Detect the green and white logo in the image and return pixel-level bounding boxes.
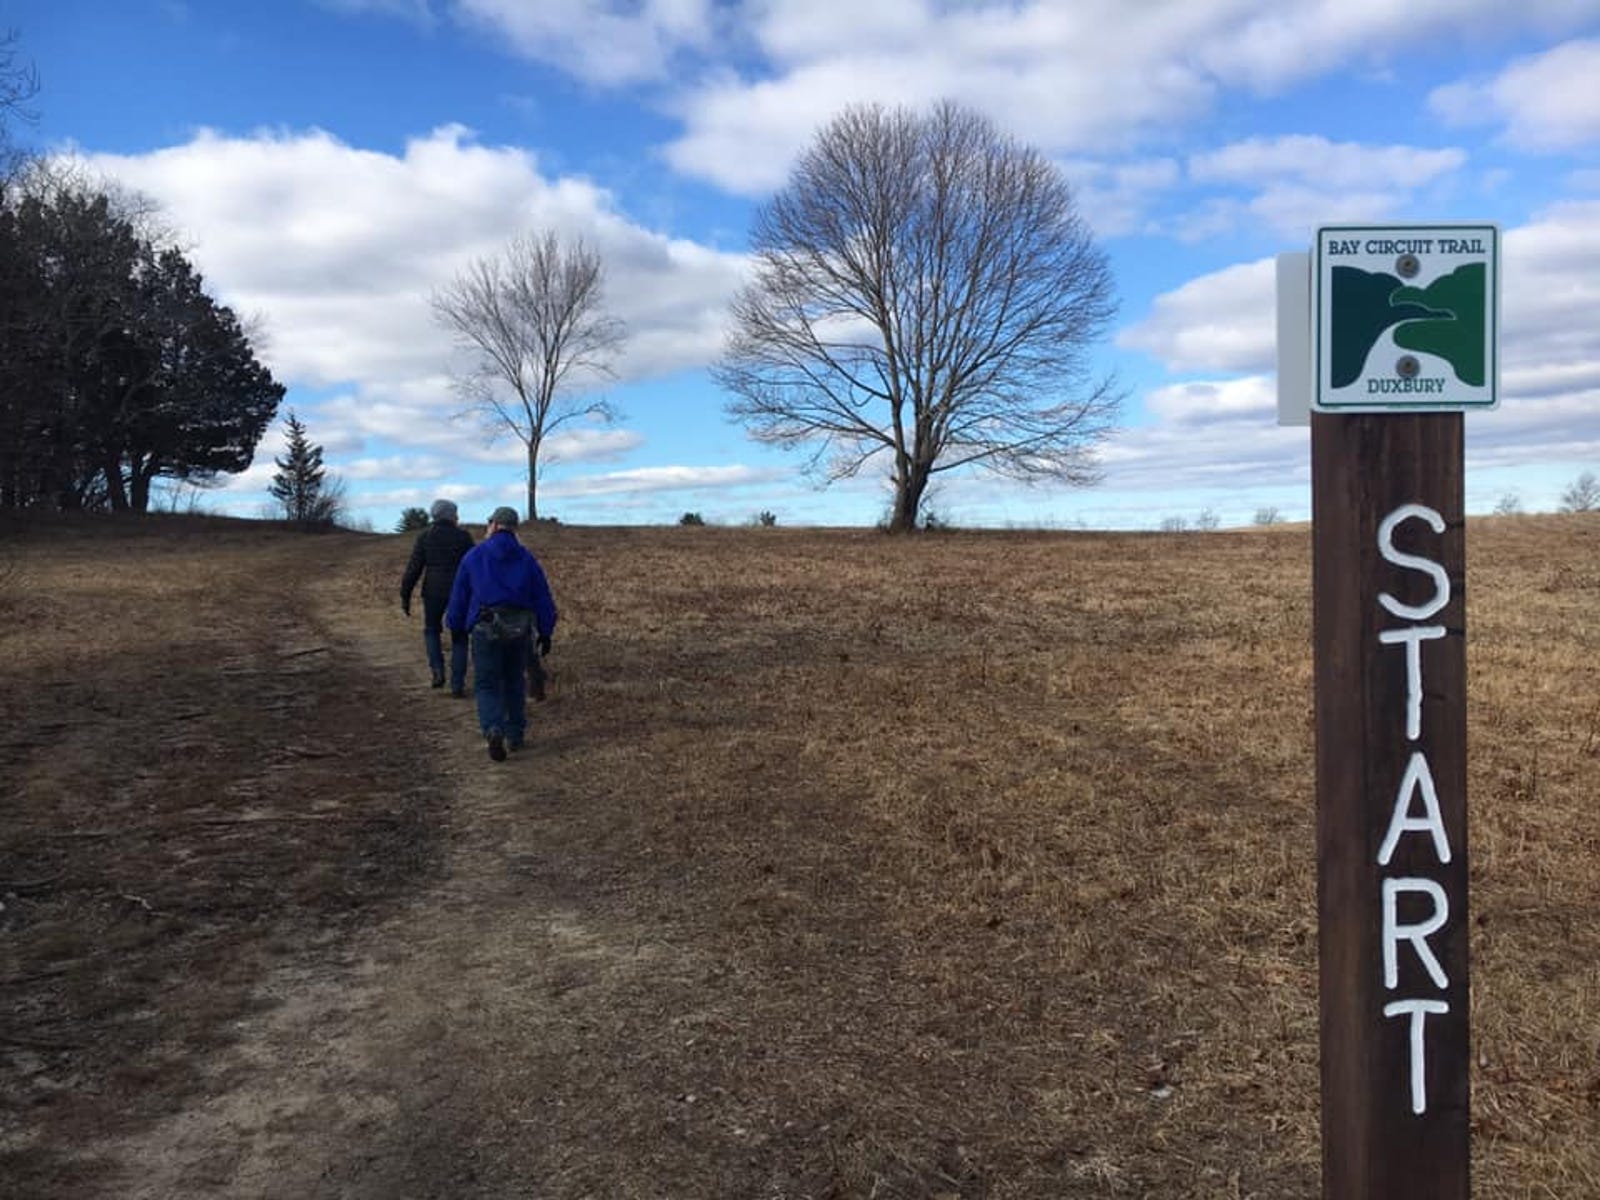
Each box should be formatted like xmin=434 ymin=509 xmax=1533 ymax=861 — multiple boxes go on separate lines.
xmin=1314 ymin=225 xmax=1499 ymax=413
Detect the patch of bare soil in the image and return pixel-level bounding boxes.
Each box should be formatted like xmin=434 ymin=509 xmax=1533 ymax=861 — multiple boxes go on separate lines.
xmin=3 ymin=514 xmax=1597 ymax=1199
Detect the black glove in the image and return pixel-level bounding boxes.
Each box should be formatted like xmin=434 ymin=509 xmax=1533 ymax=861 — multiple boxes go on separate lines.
xmin=536 ymin=634 xmax=551 ymax=657
xmin=401 ymin=595 xmax=411 ymax=617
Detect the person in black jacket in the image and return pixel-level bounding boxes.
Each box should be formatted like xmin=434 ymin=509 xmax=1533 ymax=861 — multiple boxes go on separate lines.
xmin=400 ymin=499 xmax=475 ymax=694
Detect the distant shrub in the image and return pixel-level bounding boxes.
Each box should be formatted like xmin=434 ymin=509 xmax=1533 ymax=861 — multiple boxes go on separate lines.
xmin=679 ymin=511 xmax=706 ymax=526
xmin=1160 ymin=515 xmax=1188 ymax=533
xmin=1195 ymin=508 xmax=1221 ymax=532
xmin=1253 ymin=506 xmax=1282 ymax=526
xmin=1492 ymin=493 xmax=1524 ymax=517
xmin=756 ymin=510 xmax=778 ymax=527
xmin=152 ymin=482 xmax=215 ymax=516
xmin=396 ymin=506 xmax=430 ymax=532
xmin=1558 ymin=470 xmax=1598 ymax=513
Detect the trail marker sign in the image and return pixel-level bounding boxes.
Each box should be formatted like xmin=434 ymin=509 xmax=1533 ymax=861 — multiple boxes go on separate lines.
xmin=1314 ymin=225 xmax=1498 ymax=413
xmin=1296 ymin=218 xmax=1501 ymax=1199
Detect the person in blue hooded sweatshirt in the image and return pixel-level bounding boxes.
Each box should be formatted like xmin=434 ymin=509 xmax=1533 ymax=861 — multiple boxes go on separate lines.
xmin=445 ymin=506 xmax=558 ymax=762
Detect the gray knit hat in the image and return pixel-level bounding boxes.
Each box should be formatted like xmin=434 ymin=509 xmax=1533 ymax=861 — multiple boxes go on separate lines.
xmin=429 ymin=498 xmax=458 ymax=523
xmin=487 ymin=506 xmax=520 ymax=528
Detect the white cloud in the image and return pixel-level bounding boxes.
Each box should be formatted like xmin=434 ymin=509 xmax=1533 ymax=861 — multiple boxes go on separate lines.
xmin=1061 ymin=157 xmax=1182 ymax=238
xmin=543 ymin=464 xmax=788 ymax=497
xmin=645 ymin=0 xmax=1594 ymax=196
xmin=78 ymin=124 xmax=748 ymax=398
xmin=1144 ymin=376 xmax=1277 ymax=425
xmin=1118 ymin=257 xmax=1277 ymax=373
xmin=307 ymin=1 xmax=1594 ymax=215
xmin=1191 ymin=0 xmax=1595 ymax=94
xmin=1243 ymin=184 xmax=1413 ymax=241
xmin=1096 ymin=411 xmax=1309 ymax=492
xmin=662 ymin=5 xmax=1226 ymax=196
xmin=309 ymin=380 xmax=645 ymax=471
xmin=662 ymin=64 xmax=874 ymax=196
xmin=306 ymin=1 xmax=1596 ymax=216
xmin=753 ymin=0 xmax=932 ymax=63
xmin=1501 ymin=198 xmax=1600 ymax=396
xmin=341 ymin=454 xmax=455 ymax=481
xmin=453 ymin=0 xmax=715 ymax=86
xmin=1178 ymin=136 xmax=1467 ymax=239
xmin=1189 ymin=136 xmax=1466 ymax=192
xmin=1465 ymin=390 xmax=1600 ymax=466
xmin=214 ymin=462 xmax=280 ymax=495
xmin=544 ymin=427 xmax=646 ymax=464
xmin=1430 ymin=38 xmax=1600 ymax=152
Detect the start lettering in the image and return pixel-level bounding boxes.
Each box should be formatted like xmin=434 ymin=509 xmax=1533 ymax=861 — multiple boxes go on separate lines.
xmin=1375 ymin=502 xmax=1454 ymax=1116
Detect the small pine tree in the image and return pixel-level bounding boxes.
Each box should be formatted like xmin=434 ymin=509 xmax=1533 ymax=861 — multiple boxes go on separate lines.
xmin=679 ymin=511 xmax=706 ymax=526
xmin=269 ymin=411 xmax=328 ymax=527
xmin=396 ymin=506 xmax=430 ymax=532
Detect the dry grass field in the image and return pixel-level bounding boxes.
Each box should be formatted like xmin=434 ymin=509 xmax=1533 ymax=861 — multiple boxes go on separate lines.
xmin=1 ymin=510 xmax=1596 ymax=1198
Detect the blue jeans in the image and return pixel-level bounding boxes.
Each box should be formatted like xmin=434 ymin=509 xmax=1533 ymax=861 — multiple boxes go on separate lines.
xmin=470 ymin=628 xmax=527 ymax=742
xmin=423 ymin=596 xmax=468 ymax=691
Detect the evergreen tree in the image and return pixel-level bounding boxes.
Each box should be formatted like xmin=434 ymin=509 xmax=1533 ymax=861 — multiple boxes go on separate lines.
xmin=269 ymin=411 xmax=327 ymax=526
xmin=0 ymin=172 xmax=282 ymax=510
xmin=396 ymin=506 xmax=429 ymax=532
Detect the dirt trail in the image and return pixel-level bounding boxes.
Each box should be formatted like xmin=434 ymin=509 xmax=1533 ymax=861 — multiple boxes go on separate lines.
xmin=83 ymin=545 xmax=706 ymax=1200
xmin=12 ymin=527 xmax=981 ymax=1200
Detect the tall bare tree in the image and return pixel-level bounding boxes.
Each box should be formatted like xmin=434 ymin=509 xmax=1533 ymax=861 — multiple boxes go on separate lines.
xmin=716 ymin=100 xmax=1121 ymax=532
xmin=432 ymin=231 xmax=625 ymax=521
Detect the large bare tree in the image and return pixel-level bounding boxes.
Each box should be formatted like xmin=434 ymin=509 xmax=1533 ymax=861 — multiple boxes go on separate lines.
xmin=432 ymin=231 xmax=625 ymax=521
xmin=716 ymin=100 xmax=1121 ymax=532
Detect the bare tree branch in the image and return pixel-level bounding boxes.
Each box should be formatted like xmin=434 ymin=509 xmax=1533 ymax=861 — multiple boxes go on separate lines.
xmin=0 ymin=28 xmax=39 ymax=176
xmin=431 ymin=231 xmax=625 ymax=520
xmin=715 ymin=99 xmax=1122 ymax=532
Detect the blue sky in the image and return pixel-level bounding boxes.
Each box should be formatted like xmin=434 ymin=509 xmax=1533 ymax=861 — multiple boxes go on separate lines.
xmin=11 ymin=0 xmax=1600 ymax=528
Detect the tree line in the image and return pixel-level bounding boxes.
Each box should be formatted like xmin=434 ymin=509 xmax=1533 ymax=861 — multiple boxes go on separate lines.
xmin=0 ymin=35 xmax=282 ymax=514
xmin=9 ymin=17 xmax=1112 ymax=533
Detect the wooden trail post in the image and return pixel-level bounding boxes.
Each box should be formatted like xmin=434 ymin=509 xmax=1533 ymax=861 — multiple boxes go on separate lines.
xmin=1312 ymin=411 xmax=1469 ymax=1198
xmin=1286 ymin=223 xmax=1497 ymax=1198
